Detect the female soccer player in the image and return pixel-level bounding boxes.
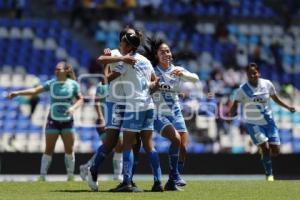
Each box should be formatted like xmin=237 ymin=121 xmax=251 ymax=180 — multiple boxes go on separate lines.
xmin=228 ymin=63 xmax=296 ymax=181
xmin=142 ymin=38 xmax=199 ymax=190
xmin=107 ymin=32 xmax=163 ymax=192
xmin=86 ymin=28 xmax=143 ymax=192
xmin=8 ymin=62 xmax=83 ymax=181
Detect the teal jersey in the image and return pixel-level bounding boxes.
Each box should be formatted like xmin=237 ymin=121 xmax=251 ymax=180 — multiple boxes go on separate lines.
xmin=43 ymin=78 xmax=81 ymax=121
xmin=95 ymin=83 xmax=108 ymax=112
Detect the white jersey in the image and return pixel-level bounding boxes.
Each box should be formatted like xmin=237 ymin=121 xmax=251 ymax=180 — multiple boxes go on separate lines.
xmin=106 ymin=49 xmax=125 ymax=103
xmin=112 ymin=53 xmax=154 ymax=112
xmin=234 ymin=78 xmax=276 ymax=125
xmin=152 ymin=64 xmax=198 ymax=116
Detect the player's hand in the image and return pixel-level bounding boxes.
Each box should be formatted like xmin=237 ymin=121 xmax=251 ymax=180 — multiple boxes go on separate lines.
xmin=122 ymin=55 xmax=136 ymax=65
xmin=288 ymin=106 xmax=296 ymax=113
xmin=7 ymin=92 xmax=18 ymax=99
xmin=171 ymin=69 xmax=183 ymax=77
xmin=65 ymin=107 xmax=75 ymax=115
xmin=150 ymin=77 xmax=160 ymax=93
xmin=103 ymin=48 xmax=111 ymax=56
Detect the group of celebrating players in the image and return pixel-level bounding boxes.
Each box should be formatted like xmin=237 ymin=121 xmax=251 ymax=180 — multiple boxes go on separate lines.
xmin=7 ymin=26 xmax=296 ymax=192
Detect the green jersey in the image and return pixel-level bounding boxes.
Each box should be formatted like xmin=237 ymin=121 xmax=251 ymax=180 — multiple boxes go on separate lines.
xmin=43 ymin=78 xmax=81 ymax=121
xmin=95 ymin=83 xmax=108 ymax=112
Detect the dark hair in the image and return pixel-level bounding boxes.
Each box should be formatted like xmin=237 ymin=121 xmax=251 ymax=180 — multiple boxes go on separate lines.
xmin=59 ymin=61 xmax=76 ymax=80
xmin=246 ymin=63 xmax=259 ymax=72
xmin=142 ymin=37 xmax=166 ymax=67
xmin=123 ymin=32 xmax=140 ymax=48
xmin=119 ymin=26 xmax=143 ymax=42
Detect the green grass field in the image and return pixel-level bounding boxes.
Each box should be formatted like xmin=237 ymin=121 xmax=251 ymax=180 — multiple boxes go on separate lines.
xmin=0 ymin=180 xmax=299 ymax=200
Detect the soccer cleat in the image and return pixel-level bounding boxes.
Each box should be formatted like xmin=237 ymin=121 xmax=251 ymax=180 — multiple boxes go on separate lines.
xmin=109 ymin=182 xmax=143 ymax=192
xmin=175 ymin=176 xmax=187 ymax=187
xmin=151 ymin=181 xmax=164 ymax=192
xmin=266 ymin=175 xmax=274 ymax=182
xmin=87 ymin=167 xmax=98 ymax=191
xmin=164 ymin=179 xmax=183 ymax=191
xmin=37 ymin=175 xmax=46 ymax=182
xmin=79 ymin=165 xmax=88 ymax=181
xmin=113 ymin=174 xmax=123 ymax=182
xmin=67 ymin=175 xmax=75 ymax=182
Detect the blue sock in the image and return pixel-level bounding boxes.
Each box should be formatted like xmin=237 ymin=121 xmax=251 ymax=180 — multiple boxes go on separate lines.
xmin=148 ymin=151 xmax=162 ymax=183
xmin=123 ymin=150 xmax=133 ymax=184
xmin=169 ymin=146 xmax=180 ymax=180
xmin=261 ymin=154 xmax=273 ymax=176
xmin=178 ymin=161 xmax=184 ymax=174
xmin=90 ymin=145 xmax=110 ymax=175
xmin=131 ymin=153 xmax=139 ymax=181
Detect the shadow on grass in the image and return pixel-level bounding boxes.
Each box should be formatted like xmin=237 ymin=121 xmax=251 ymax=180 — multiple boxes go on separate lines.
xmin=51 ymin=190 xmax=111 ymax=193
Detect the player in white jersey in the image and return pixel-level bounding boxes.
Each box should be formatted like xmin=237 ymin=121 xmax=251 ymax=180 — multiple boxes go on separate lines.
xmin=228 ymin=63 xmax=296 ymax=181
xmin=109 ymin=32 xmax=163 ymax=192
xmin=86 ymin=28 xmax=141 ymax=191
xmin=142 ymin=37 xmax=199 ymax=190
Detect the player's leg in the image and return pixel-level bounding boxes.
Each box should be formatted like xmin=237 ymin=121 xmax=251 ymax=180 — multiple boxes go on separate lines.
xmin=88 ymin=129 xmax=119 ymax=188
xmin=131 ymin=134 xmax=141 ymax=185
xmin=140 ymin=129 xmax=163 ymax=192
xmin=40 ymin=133 xmax=59 ymax=181
xmin=113 ymin=137 xmax=123 ymax=181
xmin=245 ymin=124 xmax=273 ymax=181
xmin=160 ymin=124 xmax=182 ymax=191
xmin=141 ymin=109 xmax=163 ymax=192
xmin=61 ymin=131 xmax=75 ymax=181
xmin=80 ymin=127 xmax=105 ymax=181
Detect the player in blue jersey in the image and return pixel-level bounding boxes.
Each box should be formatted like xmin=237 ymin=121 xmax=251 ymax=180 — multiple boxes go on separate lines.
xmin=142 ymin=38 xmax=199 ymax=190
xmin=107 ymin=32 xmax=163 ymax=192
xmin=86 ymin=28 xmax=143 ymax=192
xmin=228 ymin=63 xmax=296 ymax=181
xmin=8 ymin=62 xmax=83 ymax=181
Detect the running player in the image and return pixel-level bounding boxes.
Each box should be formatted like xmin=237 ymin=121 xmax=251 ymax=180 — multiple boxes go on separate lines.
xmin=109 ymin=32 xmax=163 ymax=192
xmin=142 ymin=37 xmax=199 ymax=190
xmin=8 ymin=62 xmax=83 ymax=181
xmin=228 ymin=63 xmax=296 ymax=181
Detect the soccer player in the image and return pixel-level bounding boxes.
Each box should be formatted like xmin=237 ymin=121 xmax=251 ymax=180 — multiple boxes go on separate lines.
xmin=142 ymin=38 xmax=199 ymax=190
xmin=8 ymin=62 xmax=83 ymax=181
xmin=228 ymin=63 xmax=296 ymax=181
xmin=86 ymin=28 xmax=142 ymax=191
xmin=79 ymin=58 xmax=123 ymax=182
xmin=108 ymin=32 xmax=163 ymax=192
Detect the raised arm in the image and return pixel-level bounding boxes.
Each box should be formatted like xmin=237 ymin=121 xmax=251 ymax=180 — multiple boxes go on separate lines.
xmin=7 ymin=85 xmax=44 ymax=99
xmin=171 ymin=68 xmax=199 ymax=83
xmin=271 ymin=94 xmax=296 ymax=113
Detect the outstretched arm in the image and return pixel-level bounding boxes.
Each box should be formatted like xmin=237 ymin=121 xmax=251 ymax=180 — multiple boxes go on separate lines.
xmin=7 ymin=85 xmax=44 ymax=99
xmin=171 ymin=68 xmax=199 ymax=82
xmin=227 ymin=100 xmax=239 ymax=117
xmin=271 ymin=94 xmax=296 ymax=113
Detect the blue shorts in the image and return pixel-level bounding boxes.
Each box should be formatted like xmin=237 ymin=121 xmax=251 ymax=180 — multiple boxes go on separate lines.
xmin=122 ymin=109 xmax=154 ymax=132
xmin=45 ymin=117 xmax=74 ymax=134
xmin=154 ymin=109 xmax=187 ymax=134
xmin=245 ymin=121 xmax=280 ymax=146
xmin=105 ymin=102 xmax=125 ymax=130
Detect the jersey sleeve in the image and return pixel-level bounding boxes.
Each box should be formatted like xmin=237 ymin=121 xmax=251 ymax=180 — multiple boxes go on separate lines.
xmin=73 ymin=81 xmax=81 ymax=98
xmin=267 ymin=80 xmax=276 ymax=95
xmin=110 ymin=62 xmax=128 ymax=74
xmin=42 ymin=79 xmax=54 ymax=91
xmin=233 ymin=88 xmax=243 ymax=102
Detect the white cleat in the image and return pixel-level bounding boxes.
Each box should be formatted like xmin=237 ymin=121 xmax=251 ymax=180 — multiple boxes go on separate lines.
xmin=266 ymin=175 xmax=274 ymax=182
xmin=80 ymin=165 xmax=88 ymax=181
xmin=113 ymin=174 xmax=123 ymax=182
xmin=87 ymin=167 xmax=98 ymax=191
